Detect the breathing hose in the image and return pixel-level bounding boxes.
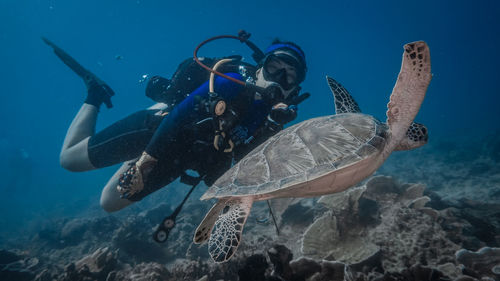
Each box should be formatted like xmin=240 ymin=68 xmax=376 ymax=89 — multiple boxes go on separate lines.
xmin=209 ymin=58 xmax=233 ymax=93
xmin=193 ymin=33 xmax=269 ymax=97
xmin=209 ymin=58 xmax=235 ymax=153
xmin=194 ymin=35 xmax=248 ymax=87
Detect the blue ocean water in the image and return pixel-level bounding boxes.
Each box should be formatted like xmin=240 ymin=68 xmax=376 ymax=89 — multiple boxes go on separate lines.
xmin=0 ymin=0 xmax=499 ymax=253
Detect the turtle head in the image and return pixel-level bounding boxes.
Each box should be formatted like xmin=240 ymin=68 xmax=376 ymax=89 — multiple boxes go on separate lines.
xmin=394 ymin=122 xmax=428 ymax=151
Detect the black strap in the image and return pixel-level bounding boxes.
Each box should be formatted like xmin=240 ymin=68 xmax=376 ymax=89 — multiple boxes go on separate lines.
xmin=180 ymin=172 xmax=203 ymax=186
xmin=153 ymin=172 xmax=204 ymax=243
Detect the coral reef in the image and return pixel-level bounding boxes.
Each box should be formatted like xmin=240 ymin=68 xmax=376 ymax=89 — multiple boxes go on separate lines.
xmin=0 ymin=250 xmax=39 ymax=281
xmin=1 ymin=136 xmax=499 ymax=280
xmin=298 ymin=175 xmax=499 ymax=280
xmin=379 ymin=134 xmax=500 ymax=205
xmin=456 ymin=247 xmax=500 ymax=280
xmin=109 ymin=262 xmax=171 ymax=281
xmin=302 ymin=175 xmax=457 ymax=272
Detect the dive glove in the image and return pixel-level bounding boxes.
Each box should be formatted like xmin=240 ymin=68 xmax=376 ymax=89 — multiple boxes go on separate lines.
xmin=269 ymin=104 xmax=298 ymax=125
xmin=118 ymin=152 xmax=157 ymax=199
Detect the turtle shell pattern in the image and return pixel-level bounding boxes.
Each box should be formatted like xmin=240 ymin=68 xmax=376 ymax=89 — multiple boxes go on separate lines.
xmin=201 ymin=113 xmax=389 ymax=200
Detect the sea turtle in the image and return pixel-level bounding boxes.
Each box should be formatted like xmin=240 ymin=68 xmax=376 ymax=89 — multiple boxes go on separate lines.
xmin=193 ymin=41 xmax=432 ymax=263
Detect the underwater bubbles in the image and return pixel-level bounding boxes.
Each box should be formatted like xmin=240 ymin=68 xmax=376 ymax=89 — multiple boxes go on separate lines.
xmin=139 ymin=74 xmax=149 ymax=83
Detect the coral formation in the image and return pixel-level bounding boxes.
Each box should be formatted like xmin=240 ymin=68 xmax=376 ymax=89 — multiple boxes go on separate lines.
xmin=456 ymin=247 xmax=500 ymax=280
xmin=302 ymin=175 xmax=455 ymax=271
xmin=379 ymin=134 xmax=500 ymax=205
xmin=1 ymin=135 xmax=500 ymax=280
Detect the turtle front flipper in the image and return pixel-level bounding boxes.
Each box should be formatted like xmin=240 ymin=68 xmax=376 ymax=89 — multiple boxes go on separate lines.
xmin=326 ymin=76 xmax=361 ymax=114
xmin=193 ymin=198 xmax=228 ymax=244
xmin=208 ymin=197 xmax=253 ymax=263
xmin=386 ymin=41 xmax=431 ymax=152
xmin=395 ymin=122 xmax=429 ymax=151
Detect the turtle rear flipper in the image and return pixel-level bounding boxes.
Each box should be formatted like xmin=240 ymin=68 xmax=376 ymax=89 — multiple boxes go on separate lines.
xmin=193 ymin=199 xmax=228 ymax=244
xmin=208 ymin=197 xmax=253 ymax=263
xmin=386 ymin=41 xmax=431 ymax=151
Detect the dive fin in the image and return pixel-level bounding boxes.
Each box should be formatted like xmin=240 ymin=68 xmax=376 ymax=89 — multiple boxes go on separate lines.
xmin=42 ymin=37 xmax=113 ymax=108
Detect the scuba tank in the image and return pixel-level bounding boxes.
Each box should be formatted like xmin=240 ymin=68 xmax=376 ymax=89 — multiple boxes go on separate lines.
xmin=145 ymin=55 xmax=257 ymax=108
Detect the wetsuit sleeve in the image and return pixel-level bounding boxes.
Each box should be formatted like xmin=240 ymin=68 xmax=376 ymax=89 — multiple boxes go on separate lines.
xmin=233 ymin=122 xmax=281 ymax=163
xmin=145 ymin=73 xmax=244 ymax=159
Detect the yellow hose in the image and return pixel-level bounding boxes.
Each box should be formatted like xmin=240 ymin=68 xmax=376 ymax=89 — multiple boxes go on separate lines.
xmin=210 ymin=58 xmax=235 ymax=153
xmin=210 ymin=58 xmax=233 ymax=93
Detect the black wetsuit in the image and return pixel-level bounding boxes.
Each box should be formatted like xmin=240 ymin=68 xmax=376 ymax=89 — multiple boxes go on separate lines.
xmin=87 ymin=66 xmax=280 ymax=201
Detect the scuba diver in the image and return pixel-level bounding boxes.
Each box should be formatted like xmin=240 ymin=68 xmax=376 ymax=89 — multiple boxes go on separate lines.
xmin=45 ymin=31 xmax=309 ymax=213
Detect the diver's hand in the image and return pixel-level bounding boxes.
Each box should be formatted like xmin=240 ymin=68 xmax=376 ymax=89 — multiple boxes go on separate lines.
xmin=117 ymin=164 xmax=144 ymax=199
xmin=269 ymin=103 xmax=297 ymax=125
xmin=117 ymin=152 xmax=157 ymax=199
xmin=272 ymin=103 xmax=288 ymax=110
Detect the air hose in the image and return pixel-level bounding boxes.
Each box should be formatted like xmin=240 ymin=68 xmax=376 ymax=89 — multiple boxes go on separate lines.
xmin=194 ymin=35 xmax=248 ymax=87
xmin=193 ymin=33 xmax=269 ymax=97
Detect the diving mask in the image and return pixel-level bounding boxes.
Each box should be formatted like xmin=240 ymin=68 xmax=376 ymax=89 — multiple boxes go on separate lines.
xmin=262 ymin=52 xmax=305 ymax=90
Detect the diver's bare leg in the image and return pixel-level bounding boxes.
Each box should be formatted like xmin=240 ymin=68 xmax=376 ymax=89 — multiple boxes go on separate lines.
xmin=60 ymin=104 xmax=98 ymax=171
xmin=44 ymin=38 xmax=114 ymax=171
xmin=60 ymin=102 xmax=166 ymax=172
xmin=100 ymin=158 xmax=137 ymax=212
